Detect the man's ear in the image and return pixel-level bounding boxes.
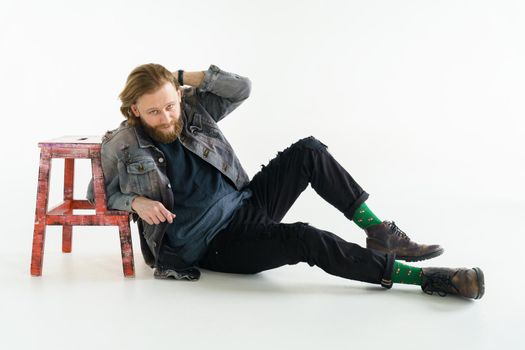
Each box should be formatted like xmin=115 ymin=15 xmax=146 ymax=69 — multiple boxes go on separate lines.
xmin=131 ymin=104 xmax=140 ymax=117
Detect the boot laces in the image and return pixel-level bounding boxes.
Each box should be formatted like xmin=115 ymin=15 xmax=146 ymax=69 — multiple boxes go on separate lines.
xmin=423 ymin=271 xmax=460 ymax=297
xmin=387 ymin=221 xmax=410 ymax=241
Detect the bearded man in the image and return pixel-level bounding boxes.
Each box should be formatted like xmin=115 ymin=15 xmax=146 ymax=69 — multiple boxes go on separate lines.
xmin=87 ymin=63 xmax=484 ymax=300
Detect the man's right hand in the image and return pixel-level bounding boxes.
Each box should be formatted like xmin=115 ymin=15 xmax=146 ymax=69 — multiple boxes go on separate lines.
xmin=131 ymin=196 xmax=176 ymax=225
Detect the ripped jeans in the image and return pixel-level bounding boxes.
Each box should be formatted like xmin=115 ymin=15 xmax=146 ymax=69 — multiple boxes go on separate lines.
xmin=198 ymin=136 xmax=394 ymax=285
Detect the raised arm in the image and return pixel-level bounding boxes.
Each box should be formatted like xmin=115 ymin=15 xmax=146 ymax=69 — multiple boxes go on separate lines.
xmin=178 ymin=70 xmax=205 ymax=87
xmin=174 ymin=64 xmax=251 ymax=123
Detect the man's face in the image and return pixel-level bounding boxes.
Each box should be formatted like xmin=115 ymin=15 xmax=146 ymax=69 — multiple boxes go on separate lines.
xmin=131 ymin=81 xmax=183 ymax=144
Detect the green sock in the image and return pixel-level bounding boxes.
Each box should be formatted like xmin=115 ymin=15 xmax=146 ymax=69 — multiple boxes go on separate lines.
xmin=352 ymin=202 xmax=382 ymax=229
xmin=391 ymin=261 xmax=423 ymax=285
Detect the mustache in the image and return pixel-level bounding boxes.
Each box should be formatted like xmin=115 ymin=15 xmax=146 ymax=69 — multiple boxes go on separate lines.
xmin=156 ymin=119 xmax=176 ymax=129
xmin=140 ymin=116 xmax=184 ymax=144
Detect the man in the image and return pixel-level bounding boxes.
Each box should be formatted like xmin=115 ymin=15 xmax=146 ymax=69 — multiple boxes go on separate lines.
xmin=87 ymin=63 xmax=485 ymax=300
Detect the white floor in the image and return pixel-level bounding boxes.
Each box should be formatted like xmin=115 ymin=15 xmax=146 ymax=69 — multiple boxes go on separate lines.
xmin=1 ymin=193 xmax=523 ymax=350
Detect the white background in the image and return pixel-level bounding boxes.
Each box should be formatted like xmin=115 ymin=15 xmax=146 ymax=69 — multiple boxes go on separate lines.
xmin=0 ymin=0 xmax=524 ymax=349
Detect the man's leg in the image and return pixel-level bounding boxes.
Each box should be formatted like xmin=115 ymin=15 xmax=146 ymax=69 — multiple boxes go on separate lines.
xmin=198 ymin=203 xmax=484 ymax=299
xmin=246 ymin=136 xmax=443 ymax=261
xmin=247 ymin=136 xmax=368 ymax=222
xmin=199 ymin=202 xmax=395 ymax=286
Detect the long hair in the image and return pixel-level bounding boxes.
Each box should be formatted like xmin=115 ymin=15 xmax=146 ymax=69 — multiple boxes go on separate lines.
xmin=119 ymin=63 xmax=179 ymax=126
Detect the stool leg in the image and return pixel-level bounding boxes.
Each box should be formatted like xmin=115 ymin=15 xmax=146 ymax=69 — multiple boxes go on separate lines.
xmin=118 ymin=218 xmax=135 ymax=277
xmin=62 ymin=158 xmax=74 ymax=253
xmin=31 ymin=152 xmax=52 ymax=276
xmin=62 ymin=225 xmax=73 ymax=253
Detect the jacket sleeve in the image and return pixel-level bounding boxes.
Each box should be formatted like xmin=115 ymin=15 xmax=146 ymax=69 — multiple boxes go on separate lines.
xmin=195 ymin=64 xmax=252 ymax=123
xmin=86 ymin=142 xmax=138 ymax=213
xmin=101 ymin=143 xmax=138 ymax=212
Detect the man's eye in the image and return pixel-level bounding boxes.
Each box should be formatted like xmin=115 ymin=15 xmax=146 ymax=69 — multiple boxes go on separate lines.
xmin=166 ymin=104 xmax=174 ymax=110
xmin=150 ymin=110 xmax=159 ymax=115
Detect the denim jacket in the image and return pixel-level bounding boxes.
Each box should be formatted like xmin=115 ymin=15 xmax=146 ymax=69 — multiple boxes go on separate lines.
xmin=86 ymin=64 xmax=251 ymax=269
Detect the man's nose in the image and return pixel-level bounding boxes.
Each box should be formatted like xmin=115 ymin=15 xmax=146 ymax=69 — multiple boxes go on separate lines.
xmin=160 ymin=110 xmax=172 ymax=123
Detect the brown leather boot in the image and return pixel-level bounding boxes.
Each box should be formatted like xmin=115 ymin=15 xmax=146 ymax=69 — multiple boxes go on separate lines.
xmin=421 ymin=267 xmax=485 ymax=299
xmin=365 ymin=220 xmax=444 ymax=261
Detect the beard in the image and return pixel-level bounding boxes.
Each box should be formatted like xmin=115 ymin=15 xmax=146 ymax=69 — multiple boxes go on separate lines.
xmin=140 ymin=116 xmax=184 ymax=144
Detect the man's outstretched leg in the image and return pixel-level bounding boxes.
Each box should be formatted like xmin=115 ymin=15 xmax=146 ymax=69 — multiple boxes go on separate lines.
xmin=198 ymin=205 xmax=484 ymax=300
xmin=247 ymin=136 xmax=444 ymax=261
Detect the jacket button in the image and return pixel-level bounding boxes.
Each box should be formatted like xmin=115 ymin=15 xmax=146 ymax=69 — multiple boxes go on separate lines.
xmin=167 ymin=183 xmax=171 ymax=188
xmin=203 ymin=149 xmax=209 ymax=158
xmin=158 ymin=157 xmax=164 ymax=163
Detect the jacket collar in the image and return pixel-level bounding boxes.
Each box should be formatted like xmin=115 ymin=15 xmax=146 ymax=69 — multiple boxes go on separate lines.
xmin=133 ymin=123 xmax=155 ymax=149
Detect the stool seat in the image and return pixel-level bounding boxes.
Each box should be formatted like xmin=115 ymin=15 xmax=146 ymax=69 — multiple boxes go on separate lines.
xmin=31 ymin=135 xmax=135 ymax=277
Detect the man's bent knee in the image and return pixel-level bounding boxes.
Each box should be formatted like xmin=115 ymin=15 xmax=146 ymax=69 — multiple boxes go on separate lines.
xmin=292 ymin=136 xmax=328 ymax=151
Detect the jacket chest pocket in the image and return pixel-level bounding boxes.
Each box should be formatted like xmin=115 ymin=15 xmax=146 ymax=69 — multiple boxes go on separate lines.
xmin=123 ymin=159 xmax=158 ymax=195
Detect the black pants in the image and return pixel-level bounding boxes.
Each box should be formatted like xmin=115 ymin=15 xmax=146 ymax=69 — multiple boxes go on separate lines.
xmin=198 ymin=136 xmax=394 ymax=285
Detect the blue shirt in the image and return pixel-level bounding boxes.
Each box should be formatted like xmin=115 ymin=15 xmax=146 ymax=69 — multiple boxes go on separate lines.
xmin=155 ymin=139 xmax=252 ymax=264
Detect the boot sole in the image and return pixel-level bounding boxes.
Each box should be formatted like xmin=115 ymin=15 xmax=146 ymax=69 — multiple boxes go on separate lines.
xmin=395 ymin=247 xmax=445 ymax=262
xmin=473 ymin=267 xmax=485 ymax=299
xmin=366 ymin=238 xmax=445 ymax=262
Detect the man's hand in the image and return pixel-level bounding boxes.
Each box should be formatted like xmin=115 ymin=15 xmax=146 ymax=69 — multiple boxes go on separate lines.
xmin=131 ymin=196 xmax=176 ymax=225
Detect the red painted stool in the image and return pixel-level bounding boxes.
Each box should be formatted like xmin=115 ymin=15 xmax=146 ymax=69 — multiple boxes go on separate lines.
xmin=31 ymin=136 xmax=135 ymax=277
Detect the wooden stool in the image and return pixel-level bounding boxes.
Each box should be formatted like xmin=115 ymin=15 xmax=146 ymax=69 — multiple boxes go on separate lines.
xmin=31 ymin=136 xmax=135 ymax=277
